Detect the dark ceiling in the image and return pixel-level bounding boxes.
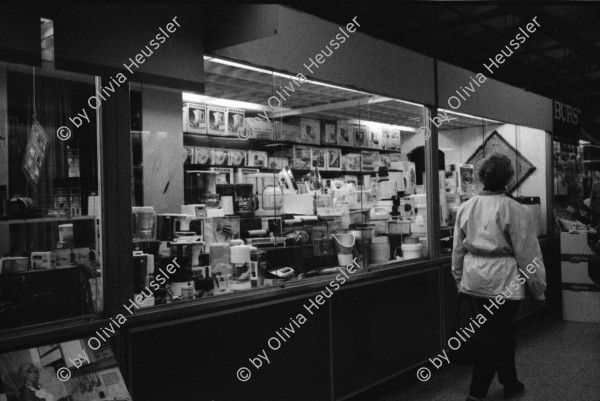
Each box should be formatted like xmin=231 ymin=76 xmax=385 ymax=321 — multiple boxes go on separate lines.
xmin=290 ymin=2 xmax=600 ymax=108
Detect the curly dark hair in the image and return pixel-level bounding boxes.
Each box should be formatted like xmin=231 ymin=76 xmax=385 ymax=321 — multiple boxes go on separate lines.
xmin=477 ymin=153 xmax=515 ymax=190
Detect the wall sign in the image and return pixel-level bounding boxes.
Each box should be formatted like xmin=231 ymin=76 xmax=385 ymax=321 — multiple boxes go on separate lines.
xmin=553 ymin=99 xmax=582 ymax=141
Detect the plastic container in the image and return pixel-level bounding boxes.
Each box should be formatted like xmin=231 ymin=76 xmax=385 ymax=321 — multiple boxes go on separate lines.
xmin=401 ymin=243 xmax=423 ymax=260
xmin=332 ymin=233 xmax=355 ymax=265
xmin=371 ymin=236 xmax=390 ymax=263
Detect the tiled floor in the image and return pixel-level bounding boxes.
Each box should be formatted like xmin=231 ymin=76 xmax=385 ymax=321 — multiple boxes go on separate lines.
xmin=385 ymin=320 xmax=600 ymax=401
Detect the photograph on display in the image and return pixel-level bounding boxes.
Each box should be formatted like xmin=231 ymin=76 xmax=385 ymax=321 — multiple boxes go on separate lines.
xmin=466 ymin=131 xmax=536 ymax=193
xmin=0 ymin=338 xmax=131 ymax=401
xmin=21 ymin=119 xmax=49 ymax=188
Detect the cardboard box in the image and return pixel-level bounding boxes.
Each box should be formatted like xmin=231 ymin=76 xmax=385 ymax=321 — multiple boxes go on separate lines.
xmin=275 ymin=121 xmax=300 ymax=143
xmin=326 ymin=148 xmax=342 ymax=171
xmin=31 ymin=251 xmax=56 ymax=270
xmin=247 ymin=151 xmax=268 ymax=168
xmin=211 ymin=149 xmax=229 ymax=166
xmin=336 ymin=121 xmax=353 ymax=147
xmin=194 ymin=147 xmax=212 ymax=166
xmin=227 ymin=109 xmax=245 ymax=137
xmin=183 ymin=103 xmax=207 ymax=134
xmin=361 ymin=151 xmax=378 ymax=171
xmin=323 ymin=123 xmax=337 ymax=145
xmin=343 ymin=153 xmax=362 ymax=172
xmin=207 ymin=106 xmax=228 ymax=136
xmin=353 ymin=124 xmax=369 ymax=148
xmin=451 ymin=163 xmax=474 ymax=195
xmin=562 ymin=284 xmax=600 ymax=323
xmin=229 ymin=150 xmax=246 ymax=167
xmin=311 ymin=148 xmax=326 ymax=169
xmin=268 ymin=157 xmax=289 ymax=170
xmin=293 ymin=146 xmax=311 ymax=170
xmin=368 ymin=126 xmax=383 ymax=149
xmin=246 ymin=118 xmax=274 ymax=140
xmin=295 ymin=118 xmax=320 ymax=145
xmin=390 ymin=129 xmax=401 ymax=151
xmin=184 ymin=146 xmax=195 ymax=165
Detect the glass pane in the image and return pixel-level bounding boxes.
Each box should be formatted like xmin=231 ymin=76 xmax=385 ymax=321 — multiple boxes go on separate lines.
xmin=128 ymin=57 xmax=428 ymax=309
xmin=438 ymin=110 xmax=548 ymax=256
xmin=0 ymin=62 xmax=104 ymax=330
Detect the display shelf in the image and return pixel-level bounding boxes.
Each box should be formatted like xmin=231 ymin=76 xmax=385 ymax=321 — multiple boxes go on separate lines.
xmin=182 ymin=133 xmax=402 ymax=154
xmin=0 ymin=215 xmax=96 ymax=225
xmin=183 ymin=164 xmax=377 ymax=175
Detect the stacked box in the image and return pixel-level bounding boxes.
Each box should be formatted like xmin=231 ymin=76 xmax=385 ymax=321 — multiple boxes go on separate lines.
xmin=353 ymin=124 xmax=369 ymax=148
xmin=560 ymin=231 xmax=600 ymax=323
xmin=293 ymin=146 xmax=311 ymax=170
xmin=311 ymin=148 xmax=326 ymax=169
xmin=211 ymin=149 xmax=229 ymax=166
xmin=227 ymin=109 xmax=245 ymax=137
xmin=229 ymin=150 xmax=246 ymax=167
xmin=246 ymin=118 xmax=274 ymax=140
xmin=336 ymin=121 xmax=353 ymax=147
xmin=247 ymin=150 xmax=268 ymax=168
xmin=293 ymin=118 xmax=320 ymax=145
xmin=207 ymin=106 xmax=228 ymax=136
xmin=323 ymin=123 xmax=337 ymax=145
xmin=183 ymin=103 xmax=207 ymax=134
xmin=274 ymin=121 xmax=300 ymax=143
xmin=326 ymin=148 xmax=342 ymax=171
xmin=194 ymin=147 xmax=212 ymax=166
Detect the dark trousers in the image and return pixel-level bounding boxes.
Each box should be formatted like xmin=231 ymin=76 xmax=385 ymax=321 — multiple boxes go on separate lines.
xmin=465 ymin=294 xmax=521 ymax=398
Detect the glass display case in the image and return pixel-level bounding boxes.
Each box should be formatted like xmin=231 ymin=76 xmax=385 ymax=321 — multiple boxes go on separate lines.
xmin=435 ymin=109 xmax=549 ymax=255
xmin=128 ymin=56 xmax=430 ymax=307
xmin=0 ymin=60 xmax=104 ymax=330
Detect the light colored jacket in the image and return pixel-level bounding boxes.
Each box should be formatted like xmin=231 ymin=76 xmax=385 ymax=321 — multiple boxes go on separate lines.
xmin=452 ymin=191 xmax=547 ymax=300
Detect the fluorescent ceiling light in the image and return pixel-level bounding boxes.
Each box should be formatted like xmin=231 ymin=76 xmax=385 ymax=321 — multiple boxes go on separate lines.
xmin=439 ymin=108 xmax=501 ymax=124
xmin=182 ymin=92 xmax=294 ymax=113
xmin=204 ymin=56 xmax=423 ymax=110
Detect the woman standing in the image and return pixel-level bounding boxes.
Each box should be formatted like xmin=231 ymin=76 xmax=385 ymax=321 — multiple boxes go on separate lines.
xmin=452 ymin=153 xmax=547 ymax=401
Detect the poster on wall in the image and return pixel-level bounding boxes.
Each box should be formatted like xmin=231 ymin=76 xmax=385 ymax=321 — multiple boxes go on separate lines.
xmin=466 ymin=131 xmax=536 ymax=193
xmin=0 ymin=337 xmax=132 ymax=401
xmin=21 ymin=119 xmax=49 ymax=188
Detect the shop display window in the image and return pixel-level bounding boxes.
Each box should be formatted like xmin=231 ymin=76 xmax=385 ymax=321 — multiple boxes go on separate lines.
xmin=0 ymin=60 xmax=104 ymax=330
xmin=129 ymin=56 xmax=428 ymax=307
xmin=437 ymin=110 xmax=549 ymax=255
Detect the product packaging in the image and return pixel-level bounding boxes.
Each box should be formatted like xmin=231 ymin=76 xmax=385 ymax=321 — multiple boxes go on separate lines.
xmin=390 ymin=130 xmax=401 ymax=151
xmin=360 ymin=151 xmax=378 ymax=171
xmin=326 ymin=148 xmax=342 ymax=171
xmin=247 ymin=151 xmax=268 ymax=168
xmin=211 ymin=149 xmax=229 ymax=166
xmin=274 ymin=121 xmax=300 ymax=143
xmin=451 ymin=163 xmax=474 ymax=195
xmin=292 ymin=146 xmax=311 ymax=169
xmin=336 ymin=121 xmax=353 ymax=147
xmin=184 ymin=146 xmax=195 ymax=165
xmin=353 ymin=124 xmax=369 ymax=148
xmin=194 ymin=147 xmax=212 ymax=166
xmin=311 ymin=148 xmax=326 ymax=169
xmin=207 ymin=106 xmax=228 ymax=136
xmin=343 ymin=153 xmax=362 ymax=171
xmin=229 ymin=150 xmax=246 ymax=167
xmin=368 ymin=126 xmax=383 ymax=149
xmin=246 ymin=117 xmax=275 ymax=140
xmin=293 ymin=118 xmax=321 ymax=145
xmin=323 ymin=123 xmax=337 ymax=145
xmin=31 ymin=251 xmax=56 ymax=270
xmin=205 ymin=216 xmax=241 ymax=244
xmin=268 ymin=157 xmax=289 ymax=170
xmin=227 ymin=109 xmax=245 ymax=137
xmin=183 ymin=103 xmax=207 ymax=134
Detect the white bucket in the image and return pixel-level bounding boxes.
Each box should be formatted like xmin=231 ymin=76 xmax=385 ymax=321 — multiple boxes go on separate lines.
xmin=332 ymin=233 xmax=355 ymax=265
xmin=401 ymin=243 xmax=423 ymax=260
xmin=371 ymin=236 xmax=390 ymax=263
